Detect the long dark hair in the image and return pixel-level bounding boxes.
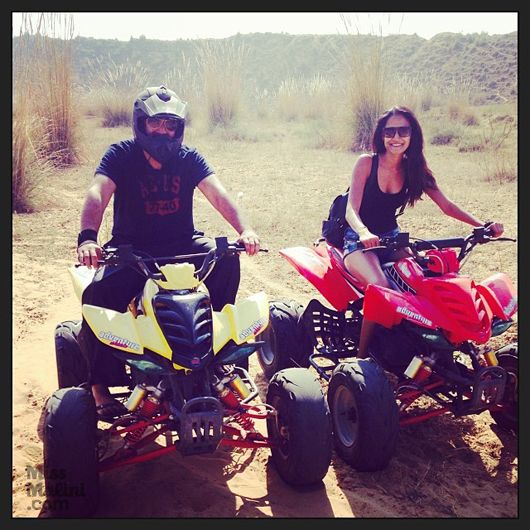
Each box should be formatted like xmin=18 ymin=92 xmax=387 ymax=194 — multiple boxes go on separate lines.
xmin=372 ymin=106 xmax=437 ymax=207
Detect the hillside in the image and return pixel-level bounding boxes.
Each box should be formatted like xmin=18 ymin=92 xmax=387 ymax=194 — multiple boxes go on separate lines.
xmin=14 ymin=31 xmax=517 ymax=103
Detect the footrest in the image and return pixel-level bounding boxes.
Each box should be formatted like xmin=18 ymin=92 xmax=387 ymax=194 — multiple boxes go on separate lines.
xmin=455 ymin=366 xmax=507 ymax=416
xmin=302 ymin=299 xmax=359 ymax=355
xmin=176 ymin=397 xmax=224 ymax=455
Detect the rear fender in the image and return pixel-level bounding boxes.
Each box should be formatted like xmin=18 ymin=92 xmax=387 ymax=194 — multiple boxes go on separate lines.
xmin=68 ymin=265 xmax=96 ymax=301
xmin=279 ymin=246 xmax=362 ymax=311
xmin=477 ymin=273 xmax=517 ymax=319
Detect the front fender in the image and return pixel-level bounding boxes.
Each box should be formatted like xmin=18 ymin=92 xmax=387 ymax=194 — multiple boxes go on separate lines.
xmin=363 ymin=284 xmax=447 ymax=330
xmin=477 ymin=273 xmax=517 ymax=319
xmin=280 ymin=246 xmax=362 ymax=311
xmin=82 ymin=304 xmax=173 ymax=358
xmin=212 ymin=291 xmax=270 ymax=352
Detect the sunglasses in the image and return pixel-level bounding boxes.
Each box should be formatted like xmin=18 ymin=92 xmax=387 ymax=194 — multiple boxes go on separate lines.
xmin=383 ymin=126 xmax=411 ymax=138
xmin=146 ymin=116 xmax=184 ymax=134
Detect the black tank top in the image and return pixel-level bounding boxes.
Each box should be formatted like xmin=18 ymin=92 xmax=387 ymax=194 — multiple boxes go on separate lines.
xmin=359 ymin=154 xmax=407 ymax=234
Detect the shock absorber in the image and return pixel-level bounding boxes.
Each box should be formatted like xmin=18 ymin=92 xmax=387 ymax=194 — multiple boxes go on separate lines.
xmin=233 ymin=409 xmax=255 ymax=433
xmin=214 ymin=379 xmax=240 ymax=410
xmin=404 ymin=355 xmax=432 ymax=384
xmin=124 ymin=389 xmax=161 ymax=446
xmin=228 ymin=372 xmax=251 ymax=399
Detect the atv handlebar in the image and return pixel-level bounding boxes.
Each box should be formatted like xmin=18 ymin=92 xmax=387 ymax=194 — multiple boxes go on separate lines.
xmin=367 ymin=225 xmax=515 ymax=262
xmin=99 ymin=237 xmax=268 ymax=283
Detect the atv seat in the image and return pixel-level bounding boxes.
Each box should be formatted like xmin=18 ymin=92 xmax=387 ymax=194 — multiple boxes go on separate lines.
xmin=318 ymin=239 xmax=399 ymax=293
xmin=324 ymin=243 xmax=366 ymax=291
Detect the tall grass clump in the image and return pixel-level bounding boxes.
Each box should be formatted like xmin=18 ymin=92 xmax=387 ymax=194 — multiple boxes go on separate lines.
xmin=12 ymin=13 xmax=77 ymax=212
xmin=12 ymin=105 xmax=54 ymax=212
xmin=339 ymin=15 xmax=389 ymax=151
xmin=275 ymin=74 xmax=336 ymax=122
xmin=196 ymin=38 xmax=247 ymax=130
xmin=479 ymin=113 xmax=517 ymax=183
xmin=14 ymin=13 xmax=79 ymax=167
xmin=85 ymin=56 xmax=150 ymax=127
xmin=276 ymin=77 xmax=303 ymax=121
xmin=163 ymin=52 xmax=201 ymax=127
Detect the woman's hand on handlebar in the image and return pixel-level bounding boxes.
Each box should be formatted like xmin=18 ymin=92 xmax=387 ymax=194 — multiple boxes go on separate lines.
xmin=77 ymin=241 xmax=103 ymax=269
xmin=237 ymin=228 xmax=261 ymax=256
xmin=484 ymin=221 xmax=504 ymax=238
xmin=358 ymin=227 xmax=380 ymax=249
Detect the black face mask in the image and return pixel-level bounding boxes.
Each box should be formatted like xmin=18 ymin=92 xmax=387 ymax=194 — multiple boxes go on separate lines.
xmin=138 ymin=131 xmax=183 ymax=165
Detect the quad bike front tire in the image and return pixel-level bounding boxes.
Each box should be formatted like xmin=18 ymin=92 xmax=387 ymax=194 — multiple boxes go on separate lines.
xmin=266 ymin=367 xmax=332 ymax=486
xmin=42 ymin=387 xmax=99 ymax=517
xmin=55 ymin=320 xmax=89 ymax=388
xmin=489 ymin=342 xmax=518 ymax=432
xmin=328 ymin=359 xmax=399 ymax=471
xmin=257 ymin=300 xmax=313 ymax=380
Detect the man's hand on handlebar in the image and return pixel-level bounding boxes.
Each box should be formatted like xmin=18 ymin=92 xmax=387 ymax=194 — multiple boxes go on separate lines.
xmin=77 ymin=241 xmax=103 ymax=269
xmin=237 ymin=228 xmax=261 ymax=256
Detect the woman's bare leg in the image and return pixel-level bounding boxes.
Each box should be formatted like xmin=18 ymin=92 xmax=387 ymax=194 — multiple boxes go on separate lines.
xmin=343 ymin=250 xmax=389 ymax=358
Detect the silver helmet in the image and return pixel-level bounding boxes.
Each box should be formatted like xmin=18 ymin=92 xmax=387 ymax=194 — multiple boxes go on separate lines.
xmin=132 ymin=86 xmax=187 ymax=164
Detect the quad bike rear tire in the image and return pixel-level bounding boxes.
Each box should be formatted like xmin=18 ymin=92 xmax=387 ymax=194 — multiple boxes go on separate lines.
xmin=55 ymin=320 xmax=89 ymax=388
xmin=266 ymin=367 xmax=332 ymax=486
xmin=257 ymin=300 xmax=313 ymax=380
xmin=42 ymin=386 xmax=99 ymax=517
xmin=328 ymin=359 xmax=399 ymax=471
xmin=489 ymin=342 xmax=518 ymax=432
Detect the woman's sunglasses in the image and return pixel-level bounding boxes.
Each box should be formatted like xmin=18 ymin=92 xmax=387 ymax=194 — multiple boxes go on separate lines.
xmin=146 ymin=116 xmax=184 ymax=134
xmin=383 ymin=126 xmax=411 ymax=138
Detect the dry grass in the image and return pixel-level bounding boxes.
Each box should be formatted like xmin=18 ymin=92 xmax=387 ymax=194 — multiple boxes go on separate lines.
xmin=84 ymin=56 xmax=150 ymax=126
xmin=162 ymin=52 xmax=201 ymax=127
xmin=12 ymin=13 xmax=78 ymax=212
xmin=338 ymin=15 xmax=395 ymax=151
xmin=196 ymin=39 xmax=247 ymax=129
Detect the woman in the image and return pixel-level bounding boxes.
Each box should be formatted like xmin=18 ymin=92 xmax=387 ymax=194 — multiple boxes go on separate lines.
xmin=343 ymin=106 xmax=504 ymax=357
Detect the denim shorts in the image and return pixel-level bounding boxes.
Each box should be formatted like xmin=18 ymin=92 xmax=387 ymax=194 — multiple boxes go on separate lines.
xmin=343 ymin=226 xmax=400 ymax=262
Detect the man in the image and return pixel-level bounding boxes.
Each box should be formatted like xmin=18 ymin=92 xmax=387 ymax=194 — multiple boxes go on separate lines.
xmin=76 ymin=85 xmax=260 ymax=420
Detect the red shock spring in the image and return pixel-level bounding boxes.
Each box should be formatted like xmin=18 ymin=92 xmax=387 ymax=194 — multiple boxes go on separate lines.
xmin=125 ymin=397 xmax=159 ymax=445
xmin=233 ymin=409 xmax=255 ymax=433
xmin=139 ymin=397 xmax=159 ymax=418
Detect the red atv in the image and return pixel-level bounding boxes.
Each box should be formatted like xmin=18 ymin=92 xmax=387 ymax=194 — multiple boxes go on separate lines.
xmin=257 ymin=226 xmax=517 ymax=471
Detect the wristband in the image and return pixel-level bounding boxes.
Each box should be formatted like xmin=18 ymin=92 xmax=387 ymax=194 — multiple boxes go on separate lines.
xmin=77 ymin=229 xmax=98 ymax=247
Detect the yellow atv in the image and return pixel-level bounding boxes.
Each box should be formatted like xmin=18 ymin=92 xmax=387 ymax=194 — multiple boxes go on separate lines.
xmin=42 ymin=238 xmax=332 ymax=517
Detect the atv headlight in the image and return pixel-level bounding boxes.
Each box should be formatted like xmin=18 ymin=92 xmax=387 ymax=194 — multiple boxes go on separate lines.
xmin=418 ymin=329 xmax=454 ymax=350
xmin=491 ymin=317 xmax=514 ymax=337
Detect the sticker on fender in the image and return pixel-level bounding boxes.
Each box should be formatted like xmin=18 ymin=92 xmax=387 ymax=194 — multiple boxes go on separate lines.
xmin=396 ymin=306 xmax=433 ymax=327
xmin=238 ymin=318 xmax=267 ymax=341
xmin=99 ymin=331 xmax=141 ymax=351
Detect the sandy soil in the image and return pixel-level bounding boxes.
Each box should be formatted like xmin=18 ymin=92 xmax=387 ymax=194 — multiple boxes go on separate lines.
xmin=12 ymin=119 xmax=518 ymax=518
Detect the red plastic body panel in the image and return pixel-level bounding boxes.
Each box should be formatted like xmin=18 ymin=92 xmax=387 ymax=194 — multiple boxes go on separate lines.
xmin=279 ymin=246 xmax=362 ymax=311
xmin=477 ymin=272 xmax=517 ymax=319
xmin=281 ymin=242 xmax=515 ymax=346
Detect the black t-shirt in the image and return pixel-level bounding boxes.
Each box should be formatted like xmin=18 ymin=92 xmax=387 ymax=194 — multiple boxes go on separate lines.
xmin=95 ymin=139 xmax=214 ymax=254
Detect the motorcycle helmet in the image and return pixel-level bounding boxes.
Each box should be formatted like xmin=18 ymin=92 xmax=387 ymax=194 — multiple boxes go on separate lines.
xmin=133 ymin=85 xmax=187 ymax=165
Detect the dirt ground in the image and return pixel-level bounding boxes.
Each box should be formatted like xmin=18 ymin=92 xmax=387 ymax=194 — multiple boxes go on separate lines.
xmin=12 ymin=117 xmax=518 ymax=518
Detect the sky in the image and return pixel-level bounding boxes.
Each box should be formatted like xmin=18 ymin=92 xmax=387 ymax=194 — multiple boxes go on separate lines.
xmin=12 ymin=12 xmax=518 ymax=41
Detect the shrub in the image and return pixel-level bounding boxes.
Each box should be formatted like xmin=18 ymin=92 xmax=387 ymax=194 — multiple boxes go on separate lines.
xmin=196 ymin=38 xmax=247 ymax=129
